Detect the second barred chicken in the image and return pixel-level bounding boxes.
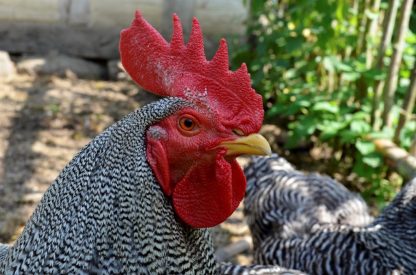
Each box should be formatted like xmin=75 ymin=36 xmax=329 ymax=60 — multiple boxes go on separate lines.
xmin=244 ymin=154 xmax=416 ymax=274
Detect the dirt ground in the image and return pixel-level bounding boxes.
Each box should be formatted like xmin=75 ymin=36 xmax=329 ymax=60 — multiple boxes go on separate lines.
xmin=0 ymin=73 xmax=252 ymax=263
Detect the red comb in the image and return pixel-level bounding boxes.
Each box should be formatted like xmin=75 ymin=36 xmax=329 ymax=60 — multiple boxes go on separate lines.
xmin=119 ymin=11 xmax=260 ymax=104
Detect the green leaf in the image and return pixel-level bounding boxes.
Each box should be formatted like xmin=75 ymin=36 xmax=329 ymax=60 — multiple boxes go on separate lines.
xmin=319 ymin=128 xmax=339 ymax=140
xmin=317 ymin=120 xmax=347 ymax=141
xmin=250 ymin=0 xmax=268 ymax=14
xmin=352 ymin=158 xmax=375 ymax=178
xmin=350 ymin=120 xmax=371 ymax=135
xmin=295 ymin=116 xmax=317 ymax=136
xmin=363 ymin=68 xmax=385 ymax=81
xmin=362 ymin=153 xmax=382 ymax=168
xmin=267 ymin=105 xmax=287 ymax=117
xmin=355 ymin=140 xmax=375 ymax=155
xmin=352 ymin=111 xmax=369 ymax=120
xmin=367 ymin=129 xmax=393 ymax=140
xmin=365 ymin=10 xmax=379 ymax=20
xmin=312 ymin=102 xmax=339 ymax=114
xmin=323 ymin=56 xmax=335 ymax=72
xmin=335 ymin=61 xmax=353 ymax=72
xmin=342 ymin=71 xmax=360 ymax=81
xmin=319 ymin=120 xmax=347 ymax=130
xmin=285 ymin=130 xmax=305 ymax=149
xmin=339 ymin=129 xmax=359 ymax=144
xmin=284 ymin=100 xmax=311 ymax=116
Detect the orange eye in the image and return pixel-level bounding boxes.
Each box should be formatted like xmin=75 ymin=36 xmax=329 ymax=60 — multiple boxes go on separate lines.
xmin=178 ymin=115 xmax=200 ymax=135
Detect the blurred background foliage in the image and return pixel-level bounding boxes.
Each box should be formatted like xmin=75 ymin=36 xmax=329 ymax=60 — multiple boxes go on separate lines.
xmin=231 ymin=0 xmax=416 ymax=209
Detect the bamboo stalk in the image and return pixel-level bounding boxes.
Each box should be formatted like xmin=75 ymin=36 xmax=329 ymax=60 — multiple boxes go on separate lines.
xmin=355 ymin=0 xmax=381 ymax=104
xmin=356 ymin=0 xmax=371 ymax=56
xmin=410 ymin=135 xmax=416 ymax=156
xmin=382 ymin=0 xmax=414 ymax=128
xmin=365 ymin=0 xmax=382 ymax=69
xmin=370 ymin=0 xmax=400 ymax=129
xmin=394 ymin=63 xmax=416 ymax=143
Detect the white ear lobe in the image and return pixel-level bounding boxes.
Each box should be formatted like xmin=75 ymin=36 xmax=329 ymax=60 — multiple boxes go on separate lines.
xmin=147 ymin=125 xmax=168 ymax=140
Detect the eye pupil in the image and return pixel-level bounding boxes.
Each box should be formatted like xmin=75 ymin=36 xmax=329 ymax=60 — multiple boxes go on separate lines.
xmin=184 ymin=119 xmax=194 ymax=128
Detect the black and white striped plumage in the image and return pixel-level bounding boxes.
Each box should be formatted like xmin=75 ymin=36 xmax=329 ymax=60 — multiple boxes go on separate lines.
xmin=0 ymin=99 xmax=303 ymax=274
xmin=244 ymin=154 xmax=372 ymax=249
xmin=0 ymin=244 xmax=8 ymax=263
xmin=244 ymin=154 xmax=416 ymax=274
xmin=0 ymin=98 xmax=221 ymax=274
xmin=220 ymin=262 xmax=307 ymax=275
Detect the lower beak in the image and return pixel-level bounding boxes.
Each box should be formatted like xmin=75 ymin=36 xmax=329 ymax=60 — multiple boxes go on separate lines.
xmin=219 ymin=133 xmax=272 ymax=156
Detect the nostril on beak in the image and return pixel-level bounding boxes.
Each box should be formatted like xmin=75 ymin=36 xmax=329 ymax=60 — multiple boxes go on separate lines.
xmin=232 ymin=129 xmax=245 ymax=136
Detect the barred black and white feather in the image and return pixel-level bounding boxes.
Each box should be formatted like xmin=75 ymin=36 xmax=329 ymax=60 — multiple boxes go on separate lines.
xmin=0 ymin=244 xmax=8 ymax=263
xmin=244 ymin=154 xmax=416 ymax=274
xmin=0 ymin=100 xmax=307 ymax=274
xmin=0 ymin=98 xmax=221 ymax=274
xmin=244 ymin=154 xmax=372 ymax=249
xmin=219 ymin=262 xmax=307 ymax=275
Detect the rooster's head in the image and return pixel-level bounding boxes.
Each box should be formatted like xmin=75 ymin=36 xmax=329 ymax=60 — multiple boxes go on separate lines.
xmin=119 ymin=11 xmax=271 ymax=228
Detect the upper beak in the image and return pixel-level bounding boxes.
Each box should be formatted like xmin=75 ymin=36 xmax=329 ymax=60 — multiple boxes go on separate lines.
xmin=219 ymin=133 xmax=272 ymax=156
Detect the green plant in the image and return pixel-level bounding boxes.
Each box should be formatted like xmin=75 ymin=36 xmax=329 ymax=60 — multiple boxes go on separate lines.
xmin=233 ymin=0 xmax=416 ymax=207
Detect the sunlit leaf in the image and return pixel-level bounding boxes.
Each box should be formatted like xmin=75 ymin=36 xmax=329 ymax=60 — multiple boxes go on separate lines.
xmin=350 ymin=120 xmax=371 ymax=134
xmin=312 ymin=102 xmax=339 ymax=114
xmin=342 ymin=71 xmax=360 ymax=81
xmin=362 ymin=153 xmax=382 ymax=168
xmin=355 ymin=140 xmax=375 ymax=155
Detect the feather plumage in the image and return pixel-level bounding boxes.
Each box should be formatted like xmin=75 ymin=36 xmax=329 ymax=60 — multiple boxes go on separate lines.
xmin=245 ymin=154 xmax=416 ymax=274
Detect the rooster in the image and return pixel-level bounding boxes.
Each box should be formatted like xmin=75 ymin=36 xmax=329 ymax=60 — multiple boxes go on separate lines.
xmin=245 ymin=154 xmax=416 ymax=274
xmin=0 ymin=11 xmax=280 ymax=274
xmin=244 ymin=154 xmax=373 ymax=248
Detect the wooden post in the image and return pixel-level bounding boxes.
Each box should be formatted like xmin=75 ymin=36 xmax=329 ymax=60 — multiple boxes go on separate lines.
xmin=372 ymin=138 xmax=416 ymax=181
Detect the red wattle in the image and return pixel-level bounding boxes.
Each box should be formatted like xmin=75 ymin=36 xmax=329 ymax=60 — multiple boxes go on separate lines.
xmin=172 ymin=154 xmax=246 ymax=228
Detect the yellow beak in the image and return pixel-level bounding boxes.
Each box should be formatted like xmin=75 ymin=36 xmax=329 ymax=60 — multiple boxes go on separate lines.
xmin=219 ymin=133 xmax=272 ymax=156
